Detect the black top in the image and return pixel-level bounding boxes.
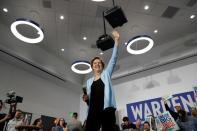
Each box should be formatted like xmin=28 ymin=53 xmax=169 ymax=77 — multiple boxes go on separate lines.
xmin=165 ymin=103 xmax=191 ymax=121
xmin=165 ymin=103 xmax=179 ymax=121
xmin=89 ymin=78 xmax=104 ymax=114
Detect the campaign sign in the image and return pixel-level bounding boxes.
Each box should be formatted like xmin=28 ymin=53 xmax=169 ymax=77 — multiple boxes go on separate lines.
xmin=193 ymin=87 xmax=197 ymax=97
xmin=157 ymin=111 xmax=179 ymax=131
xmin=193 ymin=87 xmax=197 ymax=107
xmin=126 ymin=91 xmax=195 ymax=123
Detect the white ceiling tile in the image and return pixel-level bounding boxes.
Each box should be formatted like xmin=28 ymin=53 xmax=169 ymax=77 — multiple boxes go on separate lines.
xmin=157 ymin=0 xmax=188 ymax=8
xmin=1 ymin=0 xmax=197 ymax=87
xmin=68 ymin=1 xmax=84 ymax=15
xmin=83 ymin=2 xmax=97 ymax=17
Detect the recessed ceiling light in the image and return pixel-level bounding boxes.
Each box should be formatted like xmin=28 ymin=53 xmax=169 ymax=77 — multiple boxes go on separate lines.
xmin=144 ymin=5 xmax=149 ymax=10
xmin=190 ymin=14 xmax=195 ymax=19
xmin=3 ymin=8 xmax=8 ymax=12
xmin=71 ymin=61 xmax=92 ymax=74
xmin=10 ymin=19 xmax=44 ymax=44
xmin=100 ymin=52 xmax=103 ymax=55
xmin=91 ymin=0 xmax=106 ymax=2
xmin=154 ymin=30 xmax=158 ymax=34
xmin=126 ymin=35 xmax=154 ymax=55
xmin=61 ymin=48 xmax=64 ymax=51
xmin=60 ymin=15 xmax=64 ymax=20
xmin=83 ymin=37 xmax=87 ymax=40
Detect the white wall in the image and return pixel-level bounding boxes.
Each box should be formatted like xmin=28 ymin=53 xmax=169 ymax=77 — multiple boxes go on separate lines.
xmin=114 ymin=62 xmax=197 ymax=125
xmin=79 ymin=94 xmax=88 ymax=124
xmin=0 ymin=60 xmax=81 ymax=122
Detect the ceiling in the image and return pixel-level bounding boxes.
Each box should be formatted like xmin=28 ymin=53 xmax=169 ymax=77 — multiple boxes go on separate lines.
xmin=0 ymin=0 xmax=197 ymax=92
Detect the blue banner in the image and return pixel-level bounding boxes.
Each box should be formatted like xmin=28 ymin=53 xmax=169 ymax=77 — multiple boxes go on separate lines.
xmin=193 ymin=87 xmax=197 ymax=101
xmin=126 ymin=91 xmax=195 ymax=123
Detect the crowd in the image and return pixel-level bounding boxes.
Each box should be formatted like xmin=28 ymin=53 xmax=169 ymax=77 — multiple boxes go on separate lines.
xmin=1 ymin=98 xmax=197 ymax=131
xmin=120 ymin=98 xmax=197 ymax=131
xmin=0 ymin=100 xmax=82 ymax=131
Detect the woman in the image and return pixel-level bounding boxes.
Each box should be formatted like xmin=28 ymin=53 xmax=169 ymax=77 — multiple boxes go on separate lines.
xmin=83 ymin=30 xmax=120 ymax=131
xmin=52 ymin=118 xmax=63 ymax=131
xmin=32 ymin=118 xmax=43 ymax=131
xmin=59 ymin=118 xmax=68 ymax=131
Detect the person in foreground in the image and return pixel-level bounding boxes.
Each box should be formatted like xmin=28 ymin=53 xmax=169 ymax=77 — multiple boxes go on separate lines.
xmin=67 ymin=112 xmax=82 ymax=131
xmin=83 ymin=30 xmax=120 ymax=131
xmin=121 ymin=116 xmax=138 ymax=130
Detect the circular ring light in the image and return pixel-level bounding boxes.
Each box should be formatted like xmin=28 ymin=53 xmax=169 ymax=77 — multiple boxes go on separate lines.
xmin=10 ymin=18 xmax=44 ymax=43
xmin=126 ymin=35 xmax=154 ymax=55
xmin=71 ymin=60 xmax=92 ymax=74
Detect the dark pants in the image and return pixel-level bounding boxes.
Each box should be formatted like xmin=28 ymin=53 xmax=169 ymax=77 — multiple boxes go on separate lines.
xmin=85 ymin=107 xmax=116 ymax=131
